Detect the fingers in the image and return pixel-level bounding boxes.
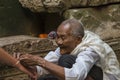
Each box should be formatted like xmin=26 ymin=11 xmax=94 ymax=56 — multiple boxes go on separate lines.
xmin=19 ymin=54 xmax=32 ymax=60
xmin=18 ymin=64 xmax=37 ymax=79
xmin=13 ymin=52 xmax=22 ymax=60
xmin=13 ymin=52 xmax=17 ymax=58
xmin=16 ymin=53 xmax=42 ymax=66
xmin=13 ymin=53 xmax=38 ymax=79
xmin=26 ymin=66 xmax=38 ymax=80
xmin=19 ymin=54 xmax=38 ymax=66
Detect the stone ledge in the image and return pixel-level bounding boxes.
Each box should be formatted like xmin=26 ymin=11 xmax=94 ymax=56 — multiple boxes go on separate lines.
xmin=0 ymin=35 xmax=57 ymax=55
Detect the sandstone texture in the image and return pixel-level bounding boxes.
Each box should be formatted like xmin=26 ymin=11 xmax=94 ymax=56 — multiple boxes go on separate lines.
xmin=0 ymin=35 xmax=57 ymax=80
xmin=19 ymin=0 xmax=120 ymax=12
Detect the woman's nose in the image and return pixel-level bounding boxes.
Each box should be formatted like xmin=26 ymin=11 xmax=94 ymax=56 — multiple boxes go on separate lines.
xmin=56 ymin=38 xmax=63 ymax=45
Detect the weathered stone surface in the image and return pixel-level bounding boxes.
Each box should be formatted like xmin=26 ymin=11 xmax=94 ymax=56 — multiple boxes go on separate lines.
xmin=0 ymin=35 xmax=57 ymax=54
xmin=0 ymin=68 xmax=28 ymax=80
xmin=63 ymin=4 xmax=120 ymax=40
xmin=19 ymin=0 xmax=120 ymax=12
xmin=0 ymin=35 xmax=57 ymax=80
xmin=0 ymin=0 xmax=64 ymax=37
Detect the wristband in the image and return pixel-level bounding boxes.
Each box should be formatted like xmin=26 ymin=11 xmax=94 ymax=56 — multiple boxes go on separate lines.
xmin=14 ymin=60 xmax=20 ymax=66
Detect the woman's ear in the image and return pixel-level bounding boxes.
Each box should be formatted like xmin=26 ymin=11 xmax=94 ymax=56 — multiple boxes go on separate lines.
xmin=76 ymin=36 xmax=82 ymax=43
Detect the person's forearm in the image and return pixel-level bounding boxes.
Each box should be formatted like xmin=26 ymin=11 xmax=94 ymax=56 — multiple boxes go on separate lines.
xmin=37 ymin=57 xmax=65 ymax=80
xmin=0 ymin=48 xmax=36 ymax=79
xmin=0 ymin=48 xmax=18 ymax=67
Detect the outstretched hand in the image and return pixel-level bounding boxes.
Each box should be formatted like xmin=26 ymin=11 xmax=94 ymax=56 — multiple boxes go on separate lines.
xmin=20 ymin=54 xmax=40 ymax=66
xmin=13 ymin=52 xmax=38 ymax=80
xmin=19 ymin=53 xmax=44 ymax=67
xmin=15 ymin=62 xmax=37 ymax=80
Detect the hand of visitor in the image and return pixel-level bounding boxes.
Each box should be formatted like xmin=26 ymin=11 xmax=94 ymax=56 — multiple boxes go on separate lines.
xmin=27 ymin=66 xmax=38 ymax=80
xmin=13 ymin=53 xmax=37 ymax=79
xmin=13 ymin=58 xmax=37 ymax=79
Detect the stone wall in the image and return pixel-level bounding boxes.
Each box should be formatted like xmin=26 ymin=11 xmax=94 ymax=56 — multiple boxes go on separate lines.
xmin=0 ymin=0 xmax=64 ymax=37
xmin=63 ymin=4 xmax=120 ymax=40
xmin=0 ymin=0 xmax=30 ymax=37
xmin=19 ymin=0 xmax=120 ymax=12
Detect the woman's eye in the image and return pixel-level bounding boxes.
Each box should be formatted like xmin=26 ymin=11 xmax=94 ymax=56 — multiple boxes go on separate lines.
xmin=61 ymin=36 xmax=65 ymax=40
xmin=56 ymin=36 xmax=59 ymax=39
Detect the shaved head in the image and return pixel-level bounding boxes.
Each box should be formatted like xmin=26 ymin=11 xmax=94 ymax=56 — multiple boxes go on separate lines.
xmin=58 ymin=19 xmax=84 ymax=38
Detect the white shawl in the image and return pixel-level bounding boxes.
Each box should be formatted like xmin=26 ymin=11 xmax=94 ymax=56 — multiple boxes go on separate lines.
xmin=70 ymin=31 xmax=120 ymax=80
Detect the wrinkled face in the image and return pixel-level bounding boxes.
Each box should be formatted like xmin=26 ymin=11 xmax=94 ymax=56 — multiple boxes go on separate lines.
xmin=56 ymin=24 xmax=81 ymax=55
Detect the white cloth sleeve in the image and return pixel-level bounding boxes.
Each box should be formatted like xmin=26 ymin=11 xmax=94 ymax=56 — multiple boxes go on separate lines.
xmin=37 ymin=47 xmax=61 ymax=77
xmin=44 ymin=47 xmax=61 ymax=63
xmin=36 ymin=66 xmax=49 ymax=77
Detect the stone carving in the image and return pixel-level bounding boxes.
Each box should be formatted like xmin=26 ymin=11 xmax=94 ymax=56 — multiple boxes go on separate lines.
xmin=63 ymin=4 xmax=120 ymax=40
xmin=19 ymin=0 xmax=120 ymax=12
xmin=0 ymin=35 xmax=57 ymax=80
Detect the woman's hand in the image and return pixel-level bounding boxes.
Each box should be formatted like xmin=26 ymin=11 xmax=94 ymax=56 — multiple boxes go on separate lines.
xmin=13 ymin=52 xmax=38 ymax=80
xmin=14 ymin=61 xmax=37 ymax=80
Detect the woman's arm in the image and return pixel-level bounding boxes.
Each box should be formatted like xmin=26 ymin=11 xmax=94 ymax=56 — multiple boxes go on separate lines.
xmin=0 ymin=48 xmax=37 ymax=79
